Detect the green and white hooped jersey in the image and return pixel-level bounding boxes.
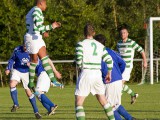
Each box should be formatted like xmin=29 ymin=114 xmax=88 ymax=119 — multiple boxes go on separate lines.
xmin=76 ymin=39 xmax=113 ymax=71
xmin=117 ymin=38 xmax=144 ymax=68
xmin=25 ymin=6 xmax=52 ymax=35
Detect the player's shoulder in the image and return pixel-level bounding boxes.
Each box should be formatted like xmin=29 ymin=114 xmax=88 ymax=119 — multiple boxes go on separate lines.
xmin=14 ymin=45 xmax=22 ymax=52
xmin=33 ymin=6 xmax=42 ymax=14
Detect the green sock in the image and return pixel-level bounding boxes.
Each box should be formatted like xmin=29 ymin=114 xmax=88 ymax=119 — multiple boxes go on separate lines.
xmin=41 ymin=56 xmax=55 ymax=82
xmin=75 ymin=106 xmax=85 ymax=120
xmin=104 ymin=103 xmax=115 ymax=120
xmin=123 ymin=84 xmax=135 ymax=96
xmin=29 ymin=62 xmax=37 ymax=84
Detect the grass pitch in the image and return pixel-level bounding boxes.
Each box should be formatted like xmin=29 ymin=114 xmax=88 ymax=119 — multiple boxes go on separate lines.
xmin=0 ymin=83 xmax=160 ymax=120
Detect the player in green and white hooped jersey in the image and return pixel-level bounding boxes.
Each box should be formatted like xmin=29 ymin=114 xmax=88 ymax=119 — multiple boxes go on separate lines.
xmin=24 ymin=0 xmax=62 ymax=90
xmin=117 ymin=25 xmax=147 ymax=104
xmin=75 ymin=24 xmax=115 ymax=120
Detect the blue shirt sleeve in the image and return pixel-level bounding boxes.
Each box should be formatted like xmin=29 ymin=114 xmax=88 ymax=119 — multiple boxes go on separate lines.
xmin=115 ymin=52 xmax=126 ymax=74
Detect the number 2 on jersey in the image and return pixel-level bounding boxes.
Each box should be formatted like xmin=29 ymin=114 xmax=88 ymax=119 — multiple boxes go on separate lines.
xmin=91 ymin=42 xmax=97 ymax=56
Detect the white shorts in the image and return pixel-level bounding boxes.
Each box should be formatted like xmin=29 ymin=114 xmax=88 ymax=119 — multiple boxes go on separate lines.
xmin=75 ymin=69 xmax=105 ymax=96
xmin=35 ymin=71 xmax=50 ymax=93
xmin=122 ymin=68 xmax=132 ymax=81
xmin=10 ymin=69 xmax=29 ymax=89
xmin=105 ymin=80 xmax=122 ymax=111
xmin=24 ymin=33 xmax=46 ymax=54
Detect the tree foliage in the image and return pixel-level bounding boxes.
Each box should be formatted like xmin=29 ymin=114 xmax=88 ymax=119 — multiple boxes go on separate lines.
xmin=0 ymin=0 xmax=160 ymax=84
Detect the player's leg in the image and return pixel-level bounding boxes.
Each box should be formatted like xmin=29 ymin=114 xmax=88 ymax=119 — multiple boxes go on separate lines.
xmin=35 ymin=71 xmax=57 ymax=115
xmin=9 ymin=69 xmax=21 ymax=112
xmin=29 ymin=54 xmax=38 ymax=88
xmin=10 ymin=80 xmax=19 ymax=112
xmin=75 ymin=95 xmax=86 ymax=120
xmin=96 ymin=94 xmax=115 ymax=120
xmin=117 ymin=105 xmax=134 ymax=120
xmin=38 ymin=46 xmax=56 ymax=82
xmin=21 ymin=72 xmax=41 ymax=119
xmin=122 ymin=69 xmax=138 ymax=104
xmin=114 ymin=110 xmax=123 ymax=120
xmin=25 ymin=89 xmax=41 ymax=119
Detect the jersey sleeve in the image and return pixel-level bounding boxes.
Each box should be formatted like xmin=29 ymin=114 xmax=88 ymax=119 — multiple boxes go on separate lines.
xmin=131 ymin=41 xmax=144 ymax=53
xmin=75 ymin=42 xmax=83 ymax=68
xmin=32 ymin=9 xmax=52 ymax=34
xmin=6 ymin=48 xmax=17 ymax=70
xmin=102 ymin=47 xmax=113 ymax=71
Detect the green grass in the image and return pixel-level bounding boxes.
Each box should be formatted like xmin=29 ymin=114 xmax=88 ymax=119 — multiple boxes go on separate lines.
xmin=0 ymin=83 xmax=160 ymax=120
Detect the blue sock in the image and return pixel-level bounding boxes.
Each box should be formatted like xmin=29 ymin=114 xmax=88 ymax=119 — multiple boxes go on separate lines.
xmin=118 ymin=105 xmax=132 ymax=120
xmin=29 ymin=94 xmax=38 ymax=113
xmin=10 ymin=87 xmax=19 ymax=106
xmin=41 ymin=94 xmax=54 ymax=107
xmin=38 ymin=95 xmax=50 ymax=112
xmin=114 ymin=110 xmax=123 ymax=120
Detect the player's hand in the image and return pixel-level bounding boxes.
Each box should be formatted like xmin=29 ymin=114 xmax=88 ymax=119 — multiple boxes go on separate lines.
xmin=5 ymin=70 xmax=10 ymax=75
xmin=143 ymin=61 xmax=148 ymax=68
xmin=54 ymin=71 xmax=62 ymax=79
xmin=105 ymin=71 xmax=111 ymax=83
xmin=43 ymin=32 xmax=49 ymax=38
xmin=28 ymin=82 xmax=35 ymax=89
xmin=52 ymin=21 xmax=61 ymax=29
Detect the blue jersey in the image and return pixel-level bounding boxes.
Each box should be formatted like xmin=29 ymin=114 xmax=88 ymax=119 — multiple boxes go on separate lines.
xmin=101 ymin=48 xmax=126 ymax=84
xmin=35 ymin=60 xmax=45 ymax=77
xmin=6 ymin=46 xmax=30 ymax=73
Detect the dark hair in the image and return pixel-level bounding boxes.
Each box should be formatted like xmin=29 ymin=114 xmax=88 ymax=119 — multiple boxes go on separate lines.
xmin=84 ymin=23 xmax=95 ymax=37
xmin=117 ymin=23 xmax=129 ymax=33
xmin=94 ymin=34 xmax=106 ymax=46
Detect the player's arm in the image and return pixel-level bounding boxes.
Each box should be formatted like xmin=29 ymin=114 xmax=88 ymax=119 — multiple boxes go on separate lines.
xmin=132 ymin=41 xmax=147 ymax=68
xmin=102 ymin=48 xmax=113 ymax=82
xmin=5 ymin=49 xmax=17 ymax=75
xmin=32 ymin=10 xmax=61 ymax=34
xmin=48 ymin=58 xmax=62 ymax=79
xmin=75 ymin=42 xmax=83 ymax=68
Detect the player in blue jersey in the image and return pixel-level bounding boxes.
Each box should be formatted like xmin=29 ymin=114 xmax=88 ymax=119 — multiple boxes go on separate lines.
xmin=5 ymin=45 xmax=42 ymax=119
xmin=33 ymin=58 xmax=63 ymax=116
xmin=94 ymin=34 xmax=136 ymax=120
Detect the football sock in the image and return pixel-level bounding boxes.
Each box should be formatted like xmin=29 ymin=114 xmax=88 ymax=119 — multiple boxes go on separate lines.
xmin=117 ymin=105 xmax=132 ymax=119
xmin=114 ymin=110 xmax=123 ymax=120
xmin=29 ymin=62 xmax=37 ymax=84
xmin=39 ymin=94 xmax=54 ymax=112
xmin=104 ymin=103 xmax=115 ymax=120
xmin=75 ymin=106 xmax=85 ymax=120
xmin=29 ymin=94 xmax=38 ymax=113
xmin=123 ymin=84 xmax=135 ymax=97
xmin=10 ymin=87 xmax=19 ymax=106
xmin=41 ymin=56 xmax=55 ymax=82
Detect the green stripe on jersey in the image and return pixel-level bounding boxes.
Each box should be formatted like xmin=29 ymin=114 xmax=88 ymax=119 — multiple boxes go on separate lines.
xmin=84 ymin=62 xmax=101 ymax=65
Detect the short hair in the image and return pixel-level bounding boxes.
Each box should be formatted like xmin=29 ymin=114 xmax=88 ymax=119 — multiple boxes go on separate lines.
xmin=94 ymin=34 xmax=106 ymax=46
xmin=117 ymin=23 xmax=129 ymax=33
xmin=84 ymin=23 xmax=95 ymax=37
xmin=35 ymin=0 xmax=45 ymax=4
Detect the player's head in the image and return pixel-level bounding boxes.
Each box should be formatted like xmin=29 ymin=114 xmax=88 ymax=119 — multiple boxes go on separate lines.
xmin=118 ymin=24 xmax=129 ymax=40
xmin=84 ymin=23 xmax=95 ymax=37
xmin=94 ymin=34 xmax=106 ymax=46
xmin=36 ymin=0 xmax=47 ymax=11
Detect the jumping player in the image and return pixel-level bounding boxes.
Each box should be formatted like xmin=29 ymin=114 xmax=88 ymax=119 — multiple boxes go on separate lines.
xmin=24 ymin=0 xmax=62 ymax=89
xmin=117 ymin=24 xmax=147 ymax=104
xmin=75 ymin=23 xmax=115 ymax=120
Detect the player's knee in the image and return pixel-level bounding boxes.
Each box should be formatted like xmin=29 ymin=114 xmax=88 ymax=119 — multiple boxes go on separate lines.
xmin=10 ymin=80 xmax=17 ymax=88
